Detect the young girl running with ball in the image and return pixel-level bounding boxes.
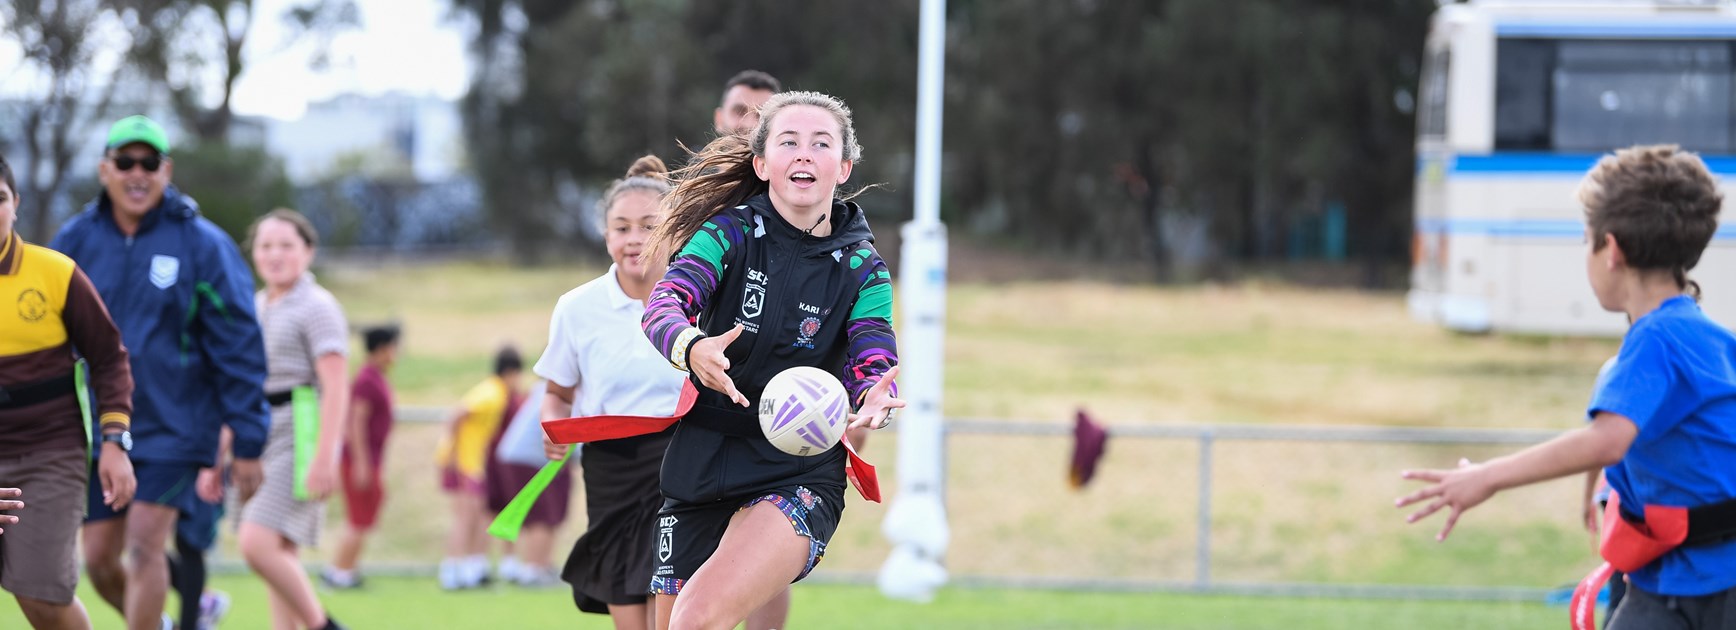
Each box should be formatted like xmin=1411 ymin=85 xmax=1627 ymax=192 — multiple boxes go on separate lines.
xmin=641 ymin=91 xmax=903 ymax=630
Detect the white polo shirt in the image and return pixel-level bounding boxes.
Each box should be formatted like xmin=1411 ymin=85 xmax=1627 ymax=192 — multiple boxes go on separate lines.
xmin=533 ymin=265 xmax=688 ymax=418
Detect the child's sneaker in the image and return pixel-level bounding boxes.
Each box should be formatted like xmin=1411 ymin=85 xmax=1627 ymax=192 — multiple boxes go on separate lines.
xmin=513 ymin=567 xmax=563 ymax=588
xmin=320 ymin=567 xmax=364 ymax=590
xmin=439 ymin=558 xmax=464 ymax=590
xmin=198 ymin=590 xmax=231 ymax=630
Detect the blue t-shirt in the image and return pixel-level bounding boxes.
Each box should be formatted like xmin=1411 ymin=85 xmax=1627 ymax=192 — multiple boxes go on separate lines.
xmin=1589 ymin=295 xmax=1736 ymax=596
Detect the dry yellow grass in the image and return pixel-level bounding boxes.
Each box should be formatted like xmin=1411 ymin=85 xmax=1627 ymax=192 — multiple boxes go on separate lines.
xmin=273 ymin=260 xmax=1623 ymax=587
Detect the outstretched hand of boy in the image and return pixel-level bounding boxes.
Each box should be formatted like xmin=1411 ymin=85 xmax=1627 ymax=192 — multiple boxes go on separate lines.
xmin=1396 ymin=458 xmax=1498 ymax=542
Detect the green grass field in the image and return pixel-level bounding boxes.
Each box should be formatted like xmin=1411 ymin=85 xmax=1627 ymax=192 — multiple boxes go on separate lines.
xmin=0 ymin=575 xmax=1564 ymax=629
xmin=305 ymin=260 xmax=1618 ymax=587
xmin=1 ymin=260 xmax=1628 ymax=627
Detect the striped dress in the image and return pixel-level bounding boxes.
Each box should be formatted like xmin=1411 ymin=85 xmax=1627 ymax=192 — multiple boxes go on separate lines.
xmin=239 ymin=273 xmax=349 ymax=547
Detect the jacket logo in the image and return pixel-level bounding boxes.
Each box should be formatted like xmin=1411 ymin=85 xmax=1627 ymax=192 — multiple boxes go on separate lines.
xmin=17 ymin=288 xmax=48 ymax=322
xmin=742 ymin=268 xmax=767 ymax=320
xmin=792 ymin=316 xmax=823 ymax=349
xmin=798 ymin=302 xmax=820 ymax=315
xmin=149 ymin=255 xmax=179 ymax=290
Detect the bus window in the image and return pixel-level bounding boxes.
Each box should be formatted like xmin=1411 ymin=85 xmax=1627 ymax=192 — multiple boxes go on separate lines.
xmin=1419 ymin=47 xmax=1451 ymax=138
xmin=1495 ymin=39 xmax=1554 ymax=150
xmin=1553 ymin=40 xmax=1733 ymax=153
xmin=1496 ymin=38 xmax=1736 ymax=153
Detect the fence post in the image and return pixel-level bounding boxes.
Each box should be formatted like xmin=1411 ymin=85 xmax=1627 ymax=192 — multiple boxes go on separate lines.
xmin=1196 ymin=429 xmax=1214 ymax=590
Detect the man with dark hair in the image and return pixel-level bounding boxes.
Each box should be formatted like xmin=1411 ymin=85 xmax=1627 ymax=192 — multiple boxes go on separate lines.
xmin=322 ymin=325 xmax=402 ymax=590
xmin=715 ymin=70 xmax=782 ymax=136
xmin=51 ymin=115 xmax=269 ymax=630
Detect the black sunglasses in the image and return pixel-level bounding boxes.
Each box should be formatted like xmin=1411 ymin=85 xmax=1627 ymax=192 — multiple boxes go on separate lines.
xmin=112 ymin=155 xmax=163 ymax=173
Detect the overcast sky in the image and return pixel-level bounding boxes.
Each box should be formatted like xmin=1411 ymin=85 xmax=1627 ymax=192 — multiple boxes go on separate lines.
xmin=0 ymin=0 xmax=472 ymax=121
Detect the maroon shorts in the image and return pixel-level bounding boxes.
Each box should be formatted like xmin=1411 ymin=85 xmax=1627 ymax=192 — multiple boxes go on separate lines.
xmin=440 ymin=467 xmax=486 ymax=495
xmin=339 ymin=458 xmax=385 ymax=530
xmin=489 ymin=462 xmax=570 ymax=527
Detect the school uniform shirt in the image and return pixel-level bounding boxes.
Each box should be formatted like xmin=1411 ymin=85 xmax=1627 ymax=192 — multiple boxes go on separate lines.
xmin=534 ymin=265 xmax=687 ymax=420
xmin=1589 ymin=295 xmax=1736 ymax=596
xmin=50 ymin=186 xmax=270 ymax=464
xmin=437 ymin=375 xmax=511 ymax=479
xmin=347 ymin=363 xmax=395 ymax=467
xmin=641 ymin=194 xmax=897 ymax=503
xmin=0 ymin=231 xmax=132 ymax=455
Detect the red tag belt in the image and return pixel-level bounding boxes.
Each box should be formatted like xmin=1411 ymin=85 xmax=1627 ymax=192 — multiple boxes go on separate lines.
xmin=540 ymin=381 xmax=880 ymax=502
xmin=1570 ymin=491 xmax=1691 ymax=630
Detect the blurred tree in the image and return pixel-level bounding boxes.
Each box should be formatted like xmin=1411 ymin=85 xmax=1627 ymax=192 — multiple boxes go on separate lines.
xmin=449 ymin=0 xmax=917 ymax=261
xmin=168 ymin=142 xmax=295 ymax=242
xmin=0 ymin=0 xmax=125 ymax=243
xmin=114 ymin=0 xmax=359 ymax=143
xmin=449 ymin=0 xmax=1434 ymax=280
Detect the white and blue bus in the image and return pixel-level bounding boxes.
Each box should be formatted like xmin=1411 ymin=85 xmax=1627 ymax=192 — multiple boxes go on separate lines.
xmin=1409 ymin=0 xmax=1736 ymax=335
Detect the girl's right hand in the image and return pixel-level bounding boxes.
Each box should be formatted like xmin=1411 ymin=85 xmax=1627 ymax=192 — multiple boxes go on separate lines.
xmin=689 ymin=324 xmax=749 ymax=407
xmin=543 ymin=433 xmax=569 ymax=462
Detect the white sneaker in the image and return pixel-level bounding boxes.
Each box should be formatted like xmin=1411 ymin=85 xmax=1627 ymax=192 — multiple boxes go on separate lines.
xmin=513 ymin=567 xmax=563 ymax=588
xmin=438 ymin=559 xmax=465 ymax=591
xmin=498 ymin=556 xmax=523 ymax=584
xmin=465 ymin=555 xmax=492 ymax=587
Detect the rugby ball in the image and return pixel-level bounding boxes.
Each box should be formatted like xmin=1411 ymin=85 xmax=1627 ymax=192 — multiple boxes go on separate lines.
xmin=758 ymin=366 xmax=850 ymax=456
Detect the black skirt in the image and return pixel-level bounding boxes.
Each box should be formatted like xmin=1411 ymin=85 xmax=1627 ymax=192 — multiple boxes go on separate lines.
xmin=563 ymin=428 xmax=674 ymax=614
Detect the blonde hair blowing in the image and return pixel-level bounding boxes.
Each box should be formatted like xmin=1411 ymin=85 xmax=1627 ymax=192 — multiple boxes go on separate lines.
xmin=649 ymin=91 xmax=865 ymax=260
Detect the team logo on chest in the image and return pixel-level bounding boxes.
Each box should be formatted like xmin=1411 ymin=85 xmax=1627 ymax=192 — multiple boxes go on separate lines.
xmin=149 ymin=255 xmax=179 ymax=290
xmin=742 ymin=268 xmax=767 ymax=320
xmin=17 ymin=288 xmax=48 ymax=322
xmin=792 ymin=303 xmax=826 ymax=349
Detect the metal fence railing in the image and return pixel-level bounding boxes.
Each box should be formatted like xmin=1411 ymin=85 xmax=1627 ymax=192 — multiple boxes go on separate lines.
xmin=393 ymin=407 xmax=1570 ymax=600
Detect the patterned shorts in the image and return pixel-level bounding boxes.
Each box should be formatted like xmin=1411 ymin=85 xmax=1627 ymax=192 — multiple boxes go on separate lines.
xmin=647 ymin=483 xmax=844 ymax=596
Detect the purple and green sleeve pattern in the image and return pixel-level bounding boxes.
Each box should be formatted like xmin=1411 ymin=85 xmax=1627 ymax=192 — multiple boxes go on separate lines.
xmin=643 ymin=216 xmax=745 ymax=361
xmin=844 ymin=247 xmax=898 ymax=406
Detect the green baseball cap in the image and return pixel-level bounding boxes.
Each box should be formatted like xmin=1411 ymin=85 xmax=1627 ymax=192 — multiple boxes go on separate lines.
xmin=106 ymin=115 xmax=171 ymax=155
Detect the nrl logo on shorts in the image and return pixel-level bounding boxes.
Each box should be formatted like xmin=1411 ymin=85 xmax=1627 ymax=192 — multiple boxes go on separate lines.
xmin=658 ymin=515 xmax=678 ymax=562
xmin=149 ymin=255 xmax=179 ymax=290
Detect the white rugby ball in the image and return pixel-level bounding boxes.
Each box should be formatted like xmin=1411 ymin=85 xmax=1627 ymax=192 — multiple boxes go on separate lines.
xmin=758 ymin=366 xmax=850 ymax=456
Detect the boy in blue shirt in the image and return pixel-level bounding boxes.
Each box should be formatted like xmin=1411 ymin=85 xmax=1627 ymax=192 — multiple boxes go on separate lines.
xmin=1398 ymin=144 xmax=1736 ymax=629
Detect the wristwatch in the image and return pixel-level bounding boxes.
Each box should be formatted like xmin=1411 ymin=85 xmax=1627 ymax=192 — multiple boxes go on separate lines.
xmin=101 ymin=431 xmax=133 ymax=452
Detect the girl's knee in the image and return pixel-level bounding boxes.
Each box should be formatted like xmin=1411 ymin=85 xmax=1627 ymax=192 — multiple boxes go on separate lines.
xmin=666 ymin=599 xmax=720 ymax=630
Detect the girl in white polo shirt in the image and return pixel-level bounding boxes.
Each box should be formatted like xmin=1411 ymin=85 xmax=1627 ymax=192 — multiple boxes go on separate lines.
xmin=534 ymin=156 xmax=682 ymax=630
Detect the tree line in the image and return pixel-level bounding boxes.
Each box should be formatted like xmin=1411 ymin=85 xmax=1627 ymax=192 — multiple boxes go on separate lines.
xmin=4 ymin=0 xmax=1436 ymax=283
xmin=450 ymin=0 xmax=1435 ymax=281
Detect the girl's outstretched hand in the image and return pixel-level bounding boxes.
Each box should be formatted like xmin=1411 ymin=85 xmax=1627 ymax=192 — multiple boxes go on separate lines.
xmin=849 ymin=366 xmax=906 ymax=431
xmin=691 ymin=324 xmax=749 ymax=407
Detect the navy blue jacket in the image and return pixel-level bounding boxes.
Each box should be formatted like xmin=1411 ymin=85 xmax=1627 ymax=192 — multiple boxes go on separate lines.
xmin=50 ymin=186 xmax=270 ymax=464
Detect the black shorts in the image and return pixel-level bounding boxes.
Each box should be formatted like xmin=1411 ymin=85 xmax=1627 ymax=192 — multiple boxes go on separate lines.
xmin=1607 ymin=582 xmax=1736 ymax=629
xmin=647 ymin=483 xmax=844 ymax=596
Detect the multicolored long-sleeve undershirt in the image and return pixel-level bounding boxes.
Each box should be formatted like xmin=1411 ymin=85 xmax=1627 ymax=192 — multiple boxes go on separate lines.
xmin=642 ymin=211 xmax=898 ymax=407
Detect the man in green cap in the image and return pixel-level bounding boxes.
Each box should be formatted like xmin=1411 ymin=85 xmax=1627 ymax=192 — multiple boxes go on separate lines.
xmin=51 ymin=115 xmax=271 ymax=630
